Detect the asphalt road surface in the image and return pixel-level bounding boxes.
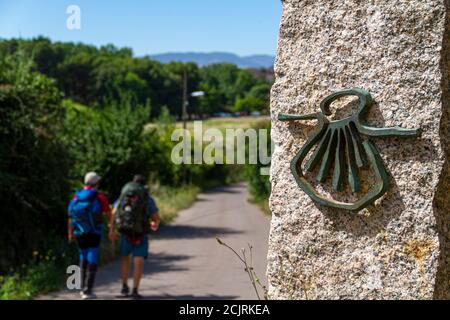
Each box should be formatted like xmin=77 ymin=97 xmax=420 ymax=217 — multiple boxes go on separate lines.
xmin=41 ymin=183 xmax=270 ymax=300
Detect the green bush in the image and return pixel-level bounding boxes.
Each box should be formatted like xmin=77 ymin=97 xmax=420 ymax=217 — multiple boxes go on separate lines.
xmin=146 ymin=106 xmax=184 ymax=186
xmin=147 ymin=106 xmax=244 ymax=189
xmin=0 ymin=52 xmax=71 ymax=274
xmin=245 ymin=122 xmax=271 ymax=202
xmin=233 ymin=96 xmax=267 ymax=113
xmin=62 ymin=99 xmax=154 ymax=199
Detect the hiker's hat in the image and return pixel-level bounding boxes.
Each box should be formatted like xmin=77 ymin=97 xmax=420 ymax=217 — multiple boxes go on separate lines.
xmin=84 ymin=172 xmax=101 ymax=186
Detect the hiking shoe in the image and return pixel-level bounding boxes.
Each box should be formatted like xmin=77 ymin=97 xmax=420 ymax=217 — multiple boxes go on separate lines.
xmin=130 ymin=288 xmax=142 ymax=300
xmin=120 ymin=284 xmax=130 ymax=297
xmin=80 ymin=291 xmax=97 ymax=300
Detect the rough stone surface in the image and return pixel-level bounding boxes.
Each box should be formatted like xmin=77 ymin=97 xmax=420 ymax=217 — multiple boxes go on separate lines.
xmin=268 ymin=0 xmax=449 ymax=299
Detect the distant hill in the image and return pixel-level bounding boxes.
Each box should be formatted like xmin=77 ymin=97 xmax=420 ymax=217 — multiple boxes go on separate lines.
xmin=151 ymin=52 xmax=275 ymax=69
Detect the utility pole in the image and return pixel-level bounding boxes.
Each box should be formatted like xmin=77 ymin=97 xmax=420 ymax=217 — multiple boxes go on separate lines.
xmin=182 ymin=68 xmax=188 ymax=130
xmin=180 ymin=68 xmax=205 ymax=185
xmin=182 ymin=67 xmax=188 ymax=184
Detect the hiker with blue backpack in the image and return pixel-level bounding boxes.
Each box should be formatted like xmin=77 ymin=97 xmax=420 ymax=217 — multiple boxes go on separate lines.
xmin=109 ymin=175 xmax=160 ymax=299
xmin=68 ymin=172 xmax=111 ymax=300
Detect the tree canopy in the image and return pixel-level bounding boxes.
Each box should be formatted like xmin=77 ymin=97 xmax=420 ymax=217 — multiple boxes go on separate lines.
xmin=0 ymin=37 xmax=273 ymax=117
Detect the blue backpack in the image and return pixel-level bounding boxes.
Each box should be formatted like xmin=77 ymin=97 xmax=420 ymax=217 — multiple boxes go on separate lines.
xmin=68 ymin=189 xmax=102 ymax=236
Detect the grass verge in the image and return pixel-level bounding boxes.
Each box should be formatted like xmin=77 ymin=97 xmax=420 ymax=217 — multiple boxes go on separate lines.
xmin=152 ymin=184 xmax=201 ymax=224
xmin=0 ymin=242 xmax=78 ymax=300
xmin=0 ymin=261 xmax=65 ymax=300
xmin=248 ymin=197 xmax=271 ymax=216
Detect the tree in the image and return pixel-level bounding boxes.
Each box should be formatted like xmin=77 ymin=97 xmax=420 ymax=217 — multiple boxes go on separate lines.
xmin=0 ymin=52 xmax=70 ymax=273
xmin=234 ymin=70 xmax=257 ymax=99
xmin=200 ymin=63 xmax=239 ymax=106
xmin=247 ymin=83 xmax=271 ymax=102
xmin=0 ymin=38 xmax=273 ymax=118
xmin=56 ymin=51 xmax=96 ymax=104
xmin=233 ymin=96 xmax=266 ymax=113
xmin=197 ymin=83 xmax=226 ymax=114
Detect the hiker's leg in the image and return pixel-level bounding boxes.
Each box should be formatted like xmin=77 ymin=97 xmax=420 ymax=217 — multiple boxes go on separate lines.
xmin=80 ymin=259 xmax=88 ymax=291
xmin=119 ymin=235 xmax=133 ymax=286
xmin=132 ymin=236 xmax=148 ymax=291
xmin=121 ymin=256 xmax=131 ymax=285
xmin=133 ymin=256 xmax=144 ymax=290
xmin=86 ymin=263 xmax=98 ymax=293
xmin=78 ymin=236 xmax=89 ymax=291
xmin=86 ymin=246 xmax=100 ymax=293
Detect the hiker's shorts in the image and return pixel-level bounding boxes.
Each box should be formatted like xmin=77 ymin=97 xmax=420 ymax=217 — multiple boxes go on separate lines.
xmin=77 ymin=233 xmax=101 ymax=265
xmin=119 ymin=235 xmax=149 ymax=259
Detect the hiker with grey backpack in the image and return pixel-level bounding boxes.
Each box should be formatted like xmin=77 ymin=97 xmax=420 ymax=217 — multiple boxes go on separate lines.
xmin=109 ymin=175 xmax=160 ymax=299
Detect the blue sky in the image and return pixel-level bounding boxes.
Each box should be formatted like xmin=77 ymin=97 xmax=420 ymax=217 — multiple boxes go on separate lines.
xmin=0 ymin=0 xmax=282 ymax=56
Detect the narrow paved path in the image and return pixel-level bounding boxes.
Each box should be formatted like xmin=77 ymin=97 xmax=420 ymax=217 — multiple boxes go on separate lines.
xmin=42 ymin=183 xmax=270 ymax=300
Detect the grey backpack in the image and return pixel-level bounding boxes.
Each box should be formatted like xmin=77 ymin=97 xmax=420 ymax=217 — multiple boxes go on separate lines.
xmin=115 ymin=182 xmax=149 ymax=236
